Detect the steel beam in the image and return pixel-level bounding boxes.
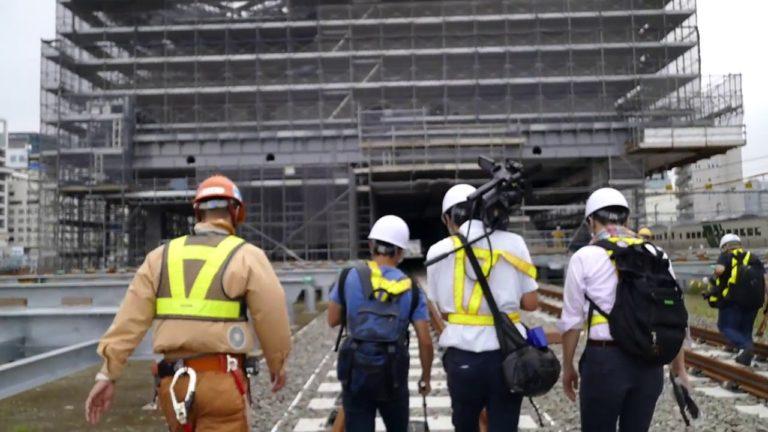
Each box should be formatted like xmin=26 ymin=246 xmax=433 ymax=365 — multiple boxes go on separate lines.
xmin=0 ymin=339 xmax=101 ymax=400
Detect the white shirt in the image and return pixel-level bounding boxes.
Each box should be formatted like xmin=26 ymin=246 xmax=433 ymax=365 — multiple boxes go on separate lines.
xmin=558 ymin=243 xmax=676 ymax=341
xmin=426 ymin=220 xmax=538 ymax=352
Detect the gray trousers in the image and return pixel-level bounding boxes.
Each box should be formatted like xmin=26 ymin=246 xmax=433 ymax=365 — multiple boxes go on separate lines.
xmin=579 ymin=345 xmax=664 ymax=432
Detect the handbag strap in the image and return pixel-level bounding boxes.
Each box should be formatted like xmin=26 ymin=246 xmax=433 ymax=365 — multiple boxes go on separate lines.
xmin=456 ymin=233 xmax=528 ymax=350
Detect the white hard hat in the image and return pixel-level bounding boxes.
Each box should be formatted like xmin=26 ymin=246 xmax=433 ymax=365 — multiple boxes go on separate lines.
xmin=719 ymin=233 xmax=741 ymax=249
xmin=368 ymin=215 xmax=410 ymax=250
xmin=585 ymin=187 xmax=630 ymax=219
xmin=442 ymin=184 xmax=477 ymax=214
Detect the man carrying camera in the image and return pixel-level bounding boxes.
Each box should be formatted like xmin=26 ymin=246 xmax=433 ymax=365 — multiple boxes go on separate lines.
xmin=425 ymin=184 xmax=539 ymax=431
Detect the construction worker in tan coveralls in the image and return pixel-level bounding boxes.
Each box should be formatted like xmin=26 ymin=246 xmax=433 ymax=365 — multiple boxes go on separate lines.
xmin=85 ymin=175 xmax=292 ymax=431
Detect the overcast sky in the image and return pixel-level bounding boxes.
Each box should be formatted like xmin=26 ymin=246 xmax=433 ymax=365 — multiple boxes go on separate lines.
xmin=0 ymin=0 xmax=765 ymax=176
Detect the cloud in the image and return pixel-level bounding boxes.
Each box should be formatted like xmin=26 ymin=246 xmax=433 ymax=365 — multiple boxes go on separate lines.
xmin=698 ymin=0 xmax=768 ymax=177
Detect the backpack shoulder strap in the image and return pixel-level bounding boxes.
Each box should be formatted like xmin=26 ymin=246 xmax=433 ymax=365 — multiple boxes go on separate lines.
xmin=356 ymin=262 xmax=374 ymax=299
xmin=334 ymin=266 xmax=353 ymax=352
xmin=584 ymin=294 xmax=610 ymax=340
xmin=408 ymin=278 xmax=420 ymax=323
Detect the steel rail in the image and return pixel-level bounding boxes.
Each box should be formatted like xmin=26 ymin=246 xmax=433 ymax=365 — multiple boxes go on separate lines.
xmin=537 ymin=297 xmax=768 ymax=400
xmin=684 ymin=350 xmax=768 ymax=399
xmin=537 ymin=284 xmax=768 ymax=359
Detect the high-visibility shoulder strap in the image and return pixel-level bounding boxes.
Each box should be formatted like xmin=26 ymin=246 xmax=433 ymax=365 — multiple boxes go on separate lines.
xmin=743 ymin=251 xmax=752 ymax=266
xmin=499 ymin=251 xmax=537 ymax=280
xmin=449 ymin=236 xmax=501 ymax=316
xmin=605 ymin=236 xmax=645 ymax=246
xmin=367 ymin=260 xmax=412 ymax=302
xmin=589 ymin=312 xmax=609 ymax=328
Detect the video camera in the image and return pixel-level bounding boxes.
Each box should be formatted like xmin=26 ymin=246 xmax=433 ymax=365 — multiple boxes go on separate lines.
xmin=467 ymin=156 xmax=526 ymax=231
xmin=424 ymin=156 xmax=526 ymax=267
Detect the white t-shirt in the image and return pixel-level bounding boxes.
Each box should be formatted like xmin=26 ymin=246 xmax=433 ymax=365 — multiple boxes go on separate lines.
xmin=558 ymin=243 xmax=676 ymax=341
xmin=426 ymin=220 xmax=538 ymax=352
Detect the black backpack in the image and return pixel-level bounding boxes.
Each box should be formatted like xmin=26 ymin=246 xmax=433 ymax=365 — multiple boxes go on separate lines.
xmin=334 ymin=263 xmax=419 ymax=401
xmin=728 ymin=251 xmax=766 ymax=310
xmin=587 ymin=239 xmax=688 ymax=366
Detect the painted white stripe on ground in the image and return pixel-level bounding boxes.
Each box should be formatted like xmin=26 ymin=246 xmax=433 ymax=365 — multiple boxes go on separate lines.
xmin=293 ymin=418 xmax=327 ymax=432
xmin=325 ymin=368 xmax=445 ymax=378
xmin=316 ymin=380 xmax=448 ymax=393
xmin=306 ymin=396 xmax=453 ymax=411
xmin=307 ymin=398 xmax=337 ymax=410
xmin=519 ymin=415 xmax=539 ymax=429
xmin=271 ymin=349 xmax=334 ymax=432
xmin=292 ymin=415 xmax=538 ymax=431
xmin=409 ymin=368 xmax=445 ymax=377
xmin=529 ymin=310 xmax=558 ymax=323
xmin=317 ymin=382 xmax=342 ymax=393
xmin=734 ymin=404 xmax=768 ymax=419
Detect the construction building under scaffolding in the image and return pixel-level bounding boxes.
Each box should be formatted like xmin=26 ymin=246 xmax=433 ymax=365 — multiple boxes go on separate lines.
xmin=39 ymin=0 xmax=745 ymax=271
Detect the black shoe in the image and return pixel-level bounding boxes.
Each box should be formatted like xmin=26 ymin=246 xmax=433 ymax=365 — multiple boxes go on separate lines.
xmin=735 ymin=349 xmax=754 ymax=366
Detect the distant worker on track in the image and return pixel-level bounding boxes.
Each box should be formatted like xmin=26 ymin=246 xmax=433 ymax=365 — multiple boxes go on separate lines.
xmin=426 ymin=184 xmax=540 ymax=432
xmin=559 ymin=188 xmax=690 ymax=432
xmin=327 ymin=215 xmax=433 ymax=432
xmin=85 ymin=175 xmax=292 ymax=431
xmin=638 ymin=226 xmax=653 ymax=242
xmin=707 ymin=233 xmax=767 ymax=366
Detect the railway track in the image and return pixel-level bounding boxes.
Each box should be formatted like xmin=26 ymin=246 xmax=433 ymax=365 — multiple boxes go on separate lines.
xmin=536 ymin=284 xmax=768 ymax=400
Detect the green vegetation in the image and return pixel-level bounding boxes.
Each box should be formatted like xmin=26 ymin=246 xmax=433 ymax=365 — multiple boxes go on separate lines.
xmin=685 ymin=294 xmax=766 ymax=328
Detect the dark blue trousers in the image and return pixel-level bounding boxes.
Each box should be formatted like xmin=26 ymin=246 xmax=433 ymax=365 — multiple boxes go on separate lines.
xmin=342 ymin=387 xmax=409 ymax=432
xmin=579 ymin=345 xmax=663 ymax=432
xmin=718 ymin=304 xmax=759 ymax=350
xmin=444 ymin=348 xmax=523 ymax=432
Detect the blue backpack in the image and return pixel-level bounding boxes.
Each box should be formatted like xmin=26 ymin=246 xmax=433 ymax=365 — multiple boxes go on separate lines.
xmin=334 ymin=263 xmax=419 ymax=401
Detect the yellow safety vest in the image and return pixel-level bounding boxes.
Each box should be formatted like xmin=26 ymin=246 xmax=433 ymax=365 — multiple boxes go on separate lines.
xmin=367 ymin=260 xmax=412 ymax=301
xmin=447 ymin=236 xmax=537 ymax=326
xmin=156 ymin=234 xmax=246 ymax=321
xmin=712 ymin=248 xmax=751 ymax=303
xmin=588 ymin=236 xmax=647 ymax=328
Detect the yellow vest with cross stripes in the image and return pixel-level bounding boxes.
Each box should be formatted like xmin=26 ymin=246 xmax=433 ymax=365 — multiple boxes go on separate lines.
xmin=447 ymin=236 xmax=537 ymax=326
xmin=156 ymin=234 xmax=247 ymax=321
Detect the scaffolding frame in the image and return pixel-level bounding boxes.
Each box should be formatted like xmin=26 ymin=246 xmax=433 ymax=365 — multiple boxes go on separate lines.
xmin=38 ymin=0 xmax=744 ymax=270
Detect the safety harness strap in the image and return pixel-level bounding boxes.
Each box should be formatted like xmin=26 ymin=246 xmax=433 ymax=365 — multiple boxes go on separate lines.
xmin=449 ymin=236 xmax=536 ymax=327
xmin=367 ymin=260 xmax=412 ymax=301
xmin=447 ymin=312 xmax=521 ymax=326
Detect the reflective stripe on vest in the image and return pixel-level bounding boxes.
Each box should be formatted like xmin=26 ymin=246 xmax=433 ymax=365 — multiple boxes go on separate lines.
xmin=720 ymin=249 xmax=750 ymax=299
xmin=156 ymin=235 xmax=245 ymax=320
xmin=447 ymin=236 xmax=536 ymax=327
xmin=368 ymin=260 xmax=412 ymax=302
xmin=447 ymin=312 xmax=521 ymax=326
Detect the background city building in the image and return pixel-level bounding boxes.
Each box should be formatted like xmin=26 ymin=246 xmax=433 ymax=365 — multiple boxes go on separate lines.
xmin=0 ymin=119 xmax=10 ymax=256
xmin=38 ymin=0 xmax=745 ymax=270
xmin=644 ymin=173 xmax=678 ymax=226
xmin=676 ymin=147 xmax=748 ymax=221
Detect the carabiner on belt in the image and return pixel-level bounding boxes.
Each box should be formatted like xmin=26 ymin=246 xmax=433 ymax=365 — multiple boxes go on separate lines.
xmin=170 ymin=366 xmax=197 ymax=427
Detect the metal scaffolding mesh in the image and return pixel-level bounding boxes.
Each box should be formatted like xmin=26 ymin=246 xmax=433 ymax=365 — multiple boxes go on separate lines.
xmin=37 ymin=0 xmax=744 ymax=270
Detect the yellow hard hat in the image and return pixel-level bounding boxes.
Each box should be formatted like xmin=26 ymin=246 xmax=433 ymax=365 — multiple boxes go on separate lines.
xmin=638 ymin=227 xmax=653 ymax=238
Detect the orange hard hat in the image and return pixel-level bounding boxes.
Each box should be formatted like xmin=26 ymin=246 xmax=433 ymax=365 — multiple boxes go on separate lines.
xmin=193 ymin=175 xmax=246 ymax=225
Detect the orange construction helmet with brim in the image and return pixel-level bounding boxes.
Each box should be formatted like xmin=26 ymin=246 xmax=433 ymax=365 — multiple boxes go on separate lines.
xmin=193 ymin=175 xmax=246 ymax=225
